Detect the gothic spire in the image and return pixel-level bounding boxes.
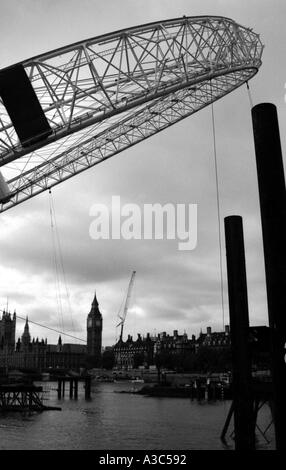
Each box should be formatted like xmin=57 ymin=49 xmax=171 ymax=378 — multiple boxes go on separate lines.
xmin=92 ymin=290 xmax=98 ymax=308
xmin=24 ymin=316 xmax=29 ymax=332
xmin=22 ymin=316 xmax=31 ymax=345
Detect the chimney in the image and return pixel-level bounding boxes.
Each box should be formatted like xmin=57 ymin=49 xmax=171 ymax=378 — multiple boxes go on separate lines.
xmin=225 ymin=325 xmax=230 ymax=335
xmin=207 ymin=327 xmax=212 ymax=336
xmin=173 ymin=330 xmax=178 ymax=338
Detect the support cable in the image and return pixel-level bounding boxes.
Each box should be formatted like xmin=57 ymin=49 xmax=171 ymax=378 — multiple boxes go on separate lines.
xmin=49 ymin=189 xmax=65 ymax=333
xmin=49 ymin=190 xmax=75 ymax=334
xmin=210 ymin=82 xmax=225 ymax=330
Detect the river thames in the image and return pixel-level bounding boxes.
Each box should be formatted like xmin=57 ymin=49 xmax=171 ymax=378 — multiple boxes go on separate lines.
xmin=0 ymin=381 xmax=275 ymax=450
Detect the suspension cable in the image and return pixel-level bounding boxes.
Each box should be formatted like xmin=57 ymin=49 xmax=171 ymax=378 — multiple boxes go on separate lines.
xmin=210 ymin=81 xmax=225 ymax=330
xmin=49 ymin=189 xmax=65 ymax=333
xmin=49 ymin=189 xmax=75 ymax=333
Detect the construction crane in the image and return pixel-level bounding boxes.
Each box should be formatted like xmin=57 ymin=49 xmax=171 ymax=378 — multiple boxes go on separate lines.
xmin=117 ymin=271 xmax=136 ymax=342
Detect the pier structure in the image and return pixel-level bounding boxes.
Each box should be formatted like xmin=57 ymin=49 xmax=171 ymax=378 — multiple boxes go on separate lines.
xmin=57 ymin=375 xmax=91 ymax=400
xmin=0 ymin=383 xmax=60 ymax=411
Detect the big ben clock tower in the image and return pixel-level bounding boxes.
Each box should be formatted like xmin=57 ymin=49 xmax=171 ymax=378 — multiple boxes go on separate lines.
xmin=87 ymin=291 xmax=103 ymax=365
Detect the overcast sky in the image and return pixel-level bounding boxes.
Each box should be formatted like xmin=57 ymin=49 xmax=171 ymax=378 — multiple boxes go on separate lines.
xmin=0 ymin=0 xmax=286 ymax=346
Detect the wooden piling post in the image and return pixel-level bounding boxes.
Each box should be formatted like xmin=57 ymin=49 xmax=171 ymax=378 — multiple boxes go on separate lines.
xmin=57 ymin=379 xmax=62 ymax=399
xmin=74 ymin=378 xmax=78 ymax=399
xmin=69 ymin=379 xmax=73 ymax=398
xmin=85 ymin=376 xmax=91 ymax=399
xmin=251 ymin=103 xmax=286 ymax=450
xmin=224 ymin=216 xmax=255 ymax=450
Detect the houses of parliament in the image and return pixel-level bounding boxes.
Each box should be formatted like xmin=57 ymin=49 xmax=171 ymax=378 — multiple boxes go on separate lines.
xmin=0 ymin=292 xmax=102 ymax=371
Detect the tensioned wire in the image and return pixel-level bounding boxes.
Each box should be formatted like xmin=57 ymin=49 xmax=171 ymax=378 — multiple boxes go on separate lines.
xmin=210 ymin=79 xmax=225 ymax=331
xmin=209 ymin=79 xmax=255 ymax=332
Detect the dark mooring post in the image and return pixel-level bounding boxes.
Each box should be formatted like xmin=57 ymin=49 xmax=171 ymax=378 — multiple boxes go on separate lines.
xmin=57 ymin=379 xmax=62 ymax=399
xmin=85 ymin=376 xmax=91 ymax=399
xmin=69 ymin=379 xmax=73 ymax=399
xmin=74 ymin=378 xmax=78 ymax=399
xmin=252 ymin=103 xmax=286 ymax=450
xmin=224 ymin=216 xmax=255 ymax=450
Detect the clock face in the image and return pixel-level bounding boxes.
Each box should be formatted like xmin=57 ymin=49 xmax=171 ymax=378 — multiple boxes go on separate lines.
xmin=95 ymin=320 xmax=101 ymax=327
xmin=87 ymin=318 xmax=92 ymax=327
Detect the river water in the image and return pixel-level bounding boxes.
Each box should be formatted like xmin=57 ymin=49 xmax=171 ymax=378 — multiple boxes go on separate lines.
xmin=0 ymin=381 xmax=275 ymax=450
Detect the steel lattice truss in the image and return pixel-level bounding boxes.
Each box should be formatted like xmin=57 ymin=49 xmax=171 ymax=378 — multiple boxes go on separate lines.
xmin=0 ymin=16 xmax=263 ymax=212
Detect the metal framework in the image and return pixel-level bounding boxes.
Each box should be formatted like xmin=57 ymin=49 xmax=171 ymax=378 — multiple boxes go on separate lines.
xmin=0 ymin=16 xmax=263 ymax=212
xmin=0 ymin=384 xmax=45 ymax=410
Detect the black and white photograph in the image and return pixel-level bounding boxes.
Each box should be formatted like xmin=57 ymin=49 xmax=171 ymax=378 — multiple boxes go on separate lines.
xmin=0 ymin=0 xmax=285 ymax=456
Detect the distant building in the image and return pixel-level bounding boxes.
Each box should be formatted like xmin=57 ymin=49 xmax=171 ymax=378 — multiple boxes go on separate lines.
xmin=154 ymin=330 xmax=196 ymax=356
xmin=197 ymin=325 xmax=231 ymax=349
xmin=113 ymin=330 xmax=197 ymax=369
xmin=0 ymin=290 xmax=104 ymax=372
xmin=113 ymin=333 xmax=155 ymax=369
xmin=112 ymin=326 xmax=232 ymax=370
xmin=87 ymin=291 xmax=103 ymax=366
xmin=0 ymin=310 xmax=16 ymax=353
xmin=0 ymin=316 xmax=87 ymax=371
